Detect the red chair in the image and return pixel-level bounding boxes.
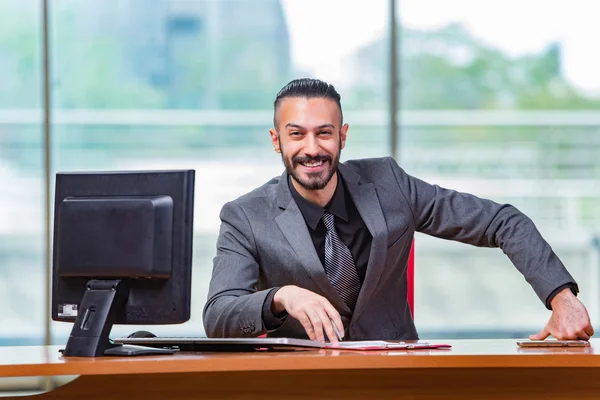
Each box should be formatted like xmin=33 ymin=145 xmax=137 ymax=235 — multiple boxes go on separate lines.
xmin=408 ymin=239 xmax=415 ymax=318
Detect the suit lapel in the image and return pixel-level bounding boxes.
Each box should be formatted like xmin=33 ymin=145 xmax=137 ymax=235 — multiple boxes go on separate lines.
xmin=274 ymin=173 xmax=350 ymax=312
xmin=338 ymin=164 xmax=388 ymax=323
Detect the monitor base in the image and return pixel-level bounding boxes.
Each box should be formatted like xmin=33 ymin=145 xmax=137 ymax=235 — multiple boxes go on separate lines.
xmin=60 ymin=343 xmax=178 ymax=356
xmin=104 ymin=343 xmax=178 ymax=356
xmin=61 ymin=279 xmax=128 ymax=357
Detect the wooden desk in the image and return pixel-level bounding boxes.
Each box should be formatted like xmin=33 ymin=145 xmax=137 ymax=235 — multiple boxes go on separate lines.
xmin=1 ymin=339 xmax=599 ymax=399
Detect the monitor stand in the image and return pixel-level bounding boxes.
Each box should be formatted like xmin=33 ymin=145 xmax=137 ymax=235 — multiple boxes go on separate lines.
xmin=60 ymin=279 xmax=177 ymax=357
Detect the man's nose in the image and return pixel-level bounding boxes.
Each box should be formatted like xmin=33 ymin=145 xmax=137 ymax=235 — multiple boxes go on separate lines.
xmin=304 ymin=134 xmax=320 ymax=155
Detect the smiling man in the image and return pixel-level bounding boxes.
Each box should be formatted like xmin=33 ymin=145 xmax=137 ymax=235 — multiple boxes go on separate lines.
xmin=203 ymin=78 xmax=594 ymax=345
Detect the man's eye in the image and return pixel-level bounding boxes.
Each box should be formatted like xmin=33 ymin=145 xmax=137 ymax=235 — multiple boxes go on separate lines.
xmin=319 ymin=131 xmax=332 ymax=135
xmin=290 ymin=131 xmax=301 ymax=136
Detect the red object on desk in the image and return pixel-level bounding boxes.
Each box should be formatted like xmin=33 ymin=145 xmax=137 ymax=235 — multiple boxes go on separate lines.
xmin=408 ymin=239 xmax=414 ymax=318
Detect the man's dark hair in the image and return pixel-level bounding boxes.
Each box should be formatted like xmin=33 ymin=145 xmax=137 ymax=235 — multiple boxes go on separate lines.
xmin=273 ymin=78 xmax=343 ymax=128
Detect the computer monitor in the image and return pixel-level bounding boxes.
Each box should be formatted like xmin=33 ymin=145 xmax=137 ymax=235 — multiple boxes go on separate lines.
xmin=51 ymin=169 xmax=195 ymax=357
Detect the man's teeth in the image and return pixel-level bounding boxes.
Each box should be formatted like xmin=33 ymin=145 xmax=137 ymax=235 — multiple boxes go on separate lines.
xmin=303 ymin=161 xmax=323 ymax=167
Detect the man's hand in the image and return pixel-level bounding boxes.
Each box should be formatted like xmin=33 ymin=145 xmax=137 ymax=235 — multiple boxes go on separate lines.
xmin=273 ymin=285 xmax=344 ymax=345
xmin=530 ymin=288 xmax=595 ymax=340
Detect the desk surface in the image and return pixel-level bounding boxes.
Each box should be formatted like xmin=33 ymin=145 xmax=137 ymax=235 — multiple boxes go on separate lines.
xmin=1 ymin=339 xmax=598 ymax=378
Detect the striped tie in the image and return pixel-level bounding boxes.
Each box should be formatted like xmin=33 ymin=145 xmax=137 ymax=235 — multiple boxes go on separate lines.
xmin=322 ymin=212 xmax=361 ymax=310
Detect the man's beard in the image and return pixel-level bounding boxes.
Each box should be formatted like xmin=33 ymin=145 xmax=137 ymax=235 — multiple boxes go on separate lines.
xmin=280 ymin=137 xmax=341 ymax=191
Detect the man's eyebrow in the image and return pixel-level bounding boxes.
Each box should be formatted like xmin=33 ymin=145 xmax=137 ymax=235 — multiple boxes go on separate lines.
xmin=284 ymin=123 xmax=335 ymax=129
xmin=315 ymin=124 xmax=335 ymax=130
xmin=285 ymin=123 xmax=305 ymax=129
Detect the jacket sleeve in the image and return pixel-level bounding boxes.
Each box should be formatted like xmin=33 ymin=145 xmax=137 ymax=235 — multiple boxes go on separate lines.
xmin=202 ymin=200 xmax=272 ymax=338
xmin=387 ymin=157 xmax=578 ymax=308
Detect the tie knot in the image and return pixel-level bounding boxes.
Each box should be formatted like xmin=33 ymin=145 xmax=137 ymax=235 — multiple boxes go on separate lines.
xmin=321 ymin=212 xmax=335 ymax=231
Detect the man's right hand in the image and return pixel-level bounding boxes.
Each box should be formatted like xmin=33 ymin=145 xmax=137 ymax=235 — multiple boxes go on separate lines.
xmin=272 ymin=285 xmax=344 ymax=345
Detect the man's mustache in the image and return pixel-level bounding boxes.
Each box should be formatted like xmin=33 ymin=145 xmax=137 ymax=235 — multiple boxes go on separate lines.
xmin=292 ymin=154 xmax=332 ymax=167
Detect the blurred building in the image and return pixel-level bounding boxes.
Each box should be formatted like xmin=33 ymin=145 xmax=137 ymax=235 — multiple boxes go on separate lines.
xmin=65 ymin=0 xmax=291 ymax=108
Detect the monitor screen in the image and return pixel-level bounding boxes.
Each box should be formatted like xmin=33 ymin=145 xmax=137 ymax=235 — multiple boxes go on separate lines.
xmin=51 ymin=169 xmax=195 ymax=357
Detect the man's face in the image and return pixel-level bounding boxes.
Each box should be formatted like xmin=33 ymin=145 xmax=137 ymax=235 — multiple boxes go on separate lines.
xmin=270 ymin=97 xmax=348 ymax=191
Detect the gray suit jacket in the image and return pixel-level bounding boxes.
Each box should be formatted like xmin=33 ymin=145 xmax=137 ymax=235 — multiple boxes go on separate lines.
xmin=203 ymin=157 xmax=576 ymax=340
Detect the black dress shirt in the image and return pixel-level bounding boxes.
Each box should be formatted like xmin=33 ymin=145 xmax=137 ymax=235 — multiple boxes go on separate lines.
xmin=262 ymin=175 xmax=372 ymax=330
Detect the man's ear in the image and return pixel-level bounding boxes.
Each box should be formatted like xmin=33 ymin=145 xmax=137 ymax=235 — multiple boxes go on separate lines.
xmin=269 ymin=128 xmax=281 ymax=153
xmin=340 ymin=123 xmax=349 ymax=150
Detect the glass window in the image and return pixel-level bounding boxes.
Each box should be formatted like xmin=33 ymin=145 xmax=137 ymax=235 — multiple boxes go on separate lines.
xmin=398 ymin=0 xmax=600 ymax=338
xmin=6 ymin=0 xmax=597 ymax=348
xmin=0 ymin=0 xmax=45 ymax=346
xmin=49 ymin=0 xmax=389 ymax=340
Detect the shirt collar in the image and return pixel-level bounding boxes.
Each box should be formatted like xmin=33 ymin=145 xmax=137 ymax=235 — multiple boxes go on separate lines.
xmin=288 ymin=174 xmax=349 ymax=231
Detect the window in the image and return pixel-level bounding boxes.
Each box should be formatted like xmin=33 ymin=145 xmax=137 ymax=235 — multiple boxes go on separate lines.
xmin=399 ymin=0 xmax=600 ymax=337
xmin=4 ymin=0 xmax=594 ymax=355
xmin=48 ymin=0 xmax=389 ymax=340
xmin=0 ymin=0 xmax=45 ymax=346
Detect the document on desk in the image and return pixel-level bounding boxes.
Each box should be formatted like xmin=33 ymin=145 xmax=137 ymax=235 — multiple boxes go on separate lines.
xmin=325 ymin=341 xmax=452 ymax=351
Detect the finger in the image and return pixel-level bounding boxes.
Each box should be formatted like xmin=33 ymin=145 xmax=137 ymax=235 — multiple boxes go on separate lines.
xmin=577 ymin=331 xmax=590 ymax=341
xmin=554 ymin=329 xmax=579 ymax=340
xmin=529 ymin=327 xmax=550 ymax=340
xmin=585 ymin=324 xmax=595 ymax=338
xmin=565 ymin=328 xmax=584 ymax=340
xmin=321 ymin=299 xmax=344 ymax=338
xmin=314 ymin=307 xmax=338 ymax=345
xmin=305 ymin=308 xmax=325 ymax=343
xmin=297 ymin=313 xmax=317 ymax=341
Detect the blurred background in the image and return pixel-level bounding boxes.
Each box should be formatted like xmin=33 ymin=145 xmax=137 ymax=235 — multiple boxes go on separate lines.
xmin=1 ymin=0 xmax=599 ymax=350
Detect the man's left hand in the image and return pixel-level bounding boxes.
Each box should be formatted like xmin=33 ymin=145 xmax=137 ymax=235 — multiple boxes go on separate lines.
xmin=530 ymin=288 xmax=595 ymax=341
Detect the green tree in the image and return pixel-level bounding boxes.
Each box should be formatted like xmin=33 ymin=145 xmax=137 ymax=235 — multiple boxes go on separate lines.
xmin=346 ymin=23 xmax=600 ymax=110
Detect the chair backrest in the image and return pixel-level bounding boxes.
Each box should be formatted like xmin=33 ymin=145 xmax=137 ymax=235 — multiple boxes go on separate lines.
xmin=408 ymin=239 xmax=415 ymax=318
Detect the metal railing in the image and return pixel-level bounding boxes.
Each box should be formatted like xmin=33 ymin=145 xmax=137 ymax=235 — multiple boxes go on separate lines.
xmin=3 ymin=108 xmax=600 ymax=126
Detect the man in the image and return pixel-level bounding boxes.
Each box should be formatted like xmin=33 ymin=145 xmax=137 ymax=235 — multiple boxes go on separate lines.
xmin=203 ymin=78 xmax=594 ymax=345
